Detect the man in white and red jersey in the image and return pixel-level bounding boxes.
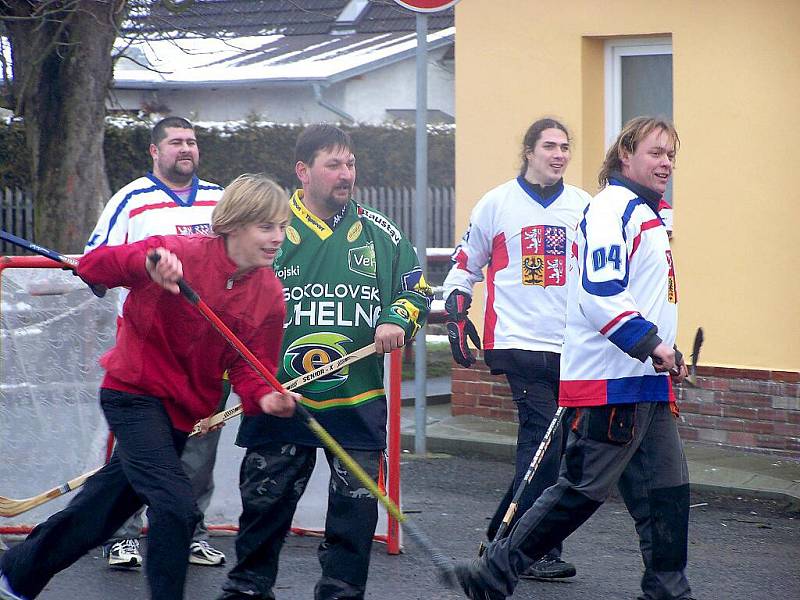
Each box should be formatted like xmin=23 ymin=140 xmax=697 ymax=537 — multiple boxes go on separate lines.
xmin=454 ymin=117 xmax=694 ymax=600
xmin=84 ymin=117 xmax=227 ymax=570
xmin=442 ymin=118 xmax=590 ymax=580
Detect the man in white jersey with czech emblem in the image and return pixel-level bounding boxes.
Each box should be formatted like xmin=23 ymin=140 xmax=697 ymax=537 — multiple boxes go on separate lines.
xmin=443 ymin=118 xmax=590 ymax=580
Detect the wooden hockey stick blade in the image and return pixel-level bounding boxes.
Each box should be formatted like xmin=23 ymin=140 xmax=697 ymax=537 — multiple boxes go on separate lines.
xmin=0 ymin=466 xmax=102 ymax=518
xmin=188 ymin=343 xmax=377 ymax=436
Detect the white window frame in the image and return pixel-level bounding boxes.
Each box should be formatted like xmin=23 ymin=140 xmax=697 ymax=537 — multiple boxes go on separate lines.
xmin=604 ymin=37 xmax=672 ymax=149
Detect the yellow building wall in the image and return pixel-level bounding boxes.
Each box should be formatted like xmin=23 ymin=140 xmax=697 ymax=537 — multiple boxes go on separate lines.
xmin=454 ymin=0 xmax=800 ymax=372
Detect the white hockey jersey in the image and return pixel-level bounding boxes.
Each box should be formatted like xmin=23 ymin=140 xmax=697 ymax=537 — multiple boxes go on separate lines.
xmin=84 ymin=173 xmax=223 ymax=314
xmin=559 ymin=175 xmax=678 ymax=406
xmin=442 ymin=177 xmax=591 ymax=353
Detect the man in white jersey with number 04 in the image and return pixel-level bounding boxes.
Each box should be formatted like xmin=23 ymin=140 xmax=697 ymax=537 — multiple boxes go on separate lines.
xmin=84 ymin=116 xmax=227 ymax=570
xmin=443 ymin=117 xmax=590 ymax=580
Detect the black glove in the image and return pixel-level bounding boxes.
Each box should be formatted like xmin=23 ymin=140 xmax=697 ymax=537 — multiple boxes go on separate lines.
xmin=674 ymin=346 xmax=685 ymax=368
xmin=445 ymin=290 xmax=481 ymax=368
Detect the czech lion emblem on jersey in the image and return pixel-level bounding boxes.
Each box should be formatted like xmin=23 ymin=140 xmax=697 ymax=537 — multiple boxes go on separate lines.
xmin=283 ymin=332 xmax=353 ymax=393
xmin=521 ymin=225 xmax=567 ymax=288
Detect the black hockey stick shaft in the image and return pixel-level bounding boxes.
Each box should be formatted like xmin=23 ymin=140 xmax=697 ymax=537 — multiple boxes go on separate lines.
xmin=0 ymin=229 xmax=107 ymax=297
xmin=483 ymin=406 xmax=566 ymax=551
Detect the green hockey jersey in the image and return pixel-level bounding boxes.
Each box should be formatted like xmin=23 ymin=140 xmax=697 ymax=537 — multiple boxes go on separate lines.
xmin=236 ymin=190 xmax=432 ymax=450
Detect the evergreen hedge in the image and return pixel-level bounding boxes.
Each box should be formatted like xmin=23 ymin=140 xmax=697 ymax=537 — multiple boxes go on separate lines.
xmin=0 ymin=118 xmax=454 ymax=192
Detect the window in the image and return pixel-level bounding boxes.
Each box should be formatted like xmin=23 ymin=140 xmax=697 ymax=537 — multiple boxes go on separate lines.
xmin=605 ymin=37 xmax=674 ymax=209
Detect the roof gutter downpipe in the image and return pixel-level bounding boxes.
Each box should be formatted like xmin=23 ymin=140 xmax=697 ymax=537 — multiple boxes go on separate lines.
xmin=313 ymin=83 xmax=355 ymax=124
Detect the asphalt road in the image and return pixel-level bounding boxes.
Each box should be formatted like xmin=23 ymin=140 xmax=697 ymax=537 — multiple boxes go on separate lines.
xmin=6 ymin=454 xmax=799 ymax=600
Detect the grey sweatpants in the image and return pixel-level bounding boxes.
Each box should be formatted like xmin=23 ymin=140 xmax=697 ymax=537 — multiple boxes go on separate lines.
xmin=479 ymin=402 xmax=692 ymax=599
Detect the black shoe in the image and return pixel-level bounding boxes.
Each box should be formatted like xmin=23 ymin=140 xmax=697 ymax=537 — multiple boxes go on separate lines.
xmin=217 ymin=591 xmax=274 ymax=600
xmin=521 ymin=555 xmax=577 ymax=580
xmin=453 ymin=560 xmax=506 ymax=600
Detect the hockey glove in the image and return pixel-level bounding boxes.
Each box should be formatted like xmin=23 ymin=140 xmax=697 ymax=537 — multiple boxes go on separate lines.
xmin=445 ymin=290 xmax=481 ymax=368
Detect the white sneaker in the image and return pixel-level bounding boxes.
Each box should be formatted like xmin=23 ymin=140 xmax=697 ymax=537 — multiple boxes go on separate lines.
xmin=107 ymin=538 xmax=142 ymax=569
xmin=188 ymin=540 xmax=226 ymax=566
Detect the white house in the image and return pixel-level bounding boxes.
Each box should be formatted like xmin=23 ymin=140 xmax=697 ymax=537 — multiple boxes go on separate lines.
xmin=110 ymin=0 xmax=455 ymax=124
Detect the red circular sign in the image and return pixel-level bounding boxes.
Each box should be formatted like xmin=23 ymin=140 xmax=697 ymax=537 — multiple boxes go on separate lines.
xmin=393 ymin=0 xmax=460 ymax=13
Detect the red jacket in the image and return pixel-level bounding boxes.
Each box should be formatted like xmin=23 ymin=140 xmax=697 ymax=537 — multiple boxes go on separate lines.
xmin=78 ymin=234 xmax=286 ymax=432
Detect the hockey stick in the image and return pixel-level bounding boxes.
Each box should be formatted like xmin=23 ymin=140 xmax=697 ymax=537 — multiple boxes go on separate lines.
xmin=0 ymin=467 xmax=103 ymax=518
xmin=686 ymin=327 xmax=704 ymax=387
xmin=478 ymin=406 xmax=566 ymax=556
xmin=169 ymin=269 xmax=456 ymax=585
xmin=0 ymin=345 xmax=376 ymax=518
xmin=0 ymin=229 xmax=107 ymax=298
xmin=188 ymin=342 xmax=377 ymax=436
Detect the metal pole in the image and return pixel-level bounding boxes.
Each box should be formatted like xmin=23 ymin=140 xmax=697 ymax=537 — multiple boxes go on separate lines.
xmin=414 ymin=12 xmax=428 ymax=455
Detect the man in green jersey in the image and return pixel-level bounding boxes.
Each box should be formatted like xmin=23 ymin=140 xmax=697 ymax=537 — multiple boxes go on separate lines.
xmin=218 ymin=125 xmax=432 ymax=600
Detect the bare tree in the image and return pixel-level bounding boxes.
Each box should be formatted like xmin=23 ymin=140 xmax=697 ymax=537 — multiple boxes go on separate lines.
xmin=1 ymin=0 xmax=130 ymax=251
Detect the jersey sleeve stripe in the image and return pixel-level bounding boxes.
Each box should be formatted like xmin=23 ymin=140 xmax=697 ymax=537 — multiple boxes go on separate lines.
xmin=599 ymin=310 xmax=639 ymax=335
xmin=128 ymin=199 xmax=218 ymax=219
xmin=630 ymin=218 xmax=664 ymax=257
xmin=483 ymin=232 xmax=509 ymax=349
xmin=454 ymin=247 xmax=469 ymax=271
xmin=90 ymin=184 xmax=158 ymax=249
xmin=607 ymin=316 xmax=655 ymax=354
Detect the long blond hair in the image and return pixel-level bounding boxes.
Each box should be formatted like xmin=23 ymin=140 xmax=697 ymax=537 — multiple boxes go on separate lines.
xmin=598 ymin=117 xmax=679 ymax=188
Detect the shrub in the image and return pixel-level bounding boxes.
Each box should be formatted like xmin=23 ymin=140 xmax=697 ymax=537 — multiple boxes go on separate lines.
xmin=1 ymin=117 xmax=454 ymax=192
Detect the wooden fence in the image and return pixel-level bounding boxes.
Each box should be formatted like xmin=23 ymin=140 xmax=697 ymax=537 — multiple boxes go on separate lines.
xmin=354 ymin=186 xmax=455 ymax=249
xmin=1 ymin=188 xmax=34 ymax=255
xmin=0 ymin=185 xmax=456 ymax=254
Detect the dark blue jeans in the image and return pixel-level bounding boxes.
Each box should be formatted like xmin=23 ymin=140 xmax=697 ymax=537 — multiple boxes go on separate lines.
xmin=0 ymin=389 xmax=198 ymax=599
xmin=486 ymin=350 xmax=565 ymax=557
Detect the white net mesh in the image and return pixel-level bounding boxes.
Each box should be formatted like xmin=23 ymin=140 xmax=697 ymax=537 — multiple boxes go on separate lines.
xmin=0 ymin=266 xmax=117 ymax=527
xmin=0 ymin=262 xmax=399 ymax=547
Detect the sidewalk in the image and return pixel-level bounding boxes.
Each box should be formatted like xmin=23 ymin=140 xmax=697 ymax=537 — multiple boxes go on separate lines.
xmin=399 ymin=395 xmax=800 ymax=512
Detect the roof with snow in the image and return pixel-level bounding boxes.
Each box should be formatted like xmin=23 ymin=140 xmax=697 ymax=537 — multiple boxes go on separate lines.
xmin=114 ymin=1 xmax=454 ymax=89
xmin=114 ymin=25 xmax=453 ymax=88
xmin=123 ymin=0 xmax=454 ymax=37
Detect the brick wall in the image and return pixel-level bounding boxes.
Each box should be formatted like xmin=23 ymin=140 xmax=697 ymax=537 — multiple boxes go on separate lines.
xmin=451 ymin=357 xmax=515 ymax=420
xmin=674 ymin=366 xmax=800 ymax=455
xmin=451 ymin=358 xmax=800 ymax=457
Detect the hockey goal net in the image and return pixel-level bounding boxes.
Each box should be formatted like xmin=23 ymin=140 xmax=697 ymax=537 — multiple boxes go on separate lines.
xmin=0 ymin=256 xmax=402 ymax=552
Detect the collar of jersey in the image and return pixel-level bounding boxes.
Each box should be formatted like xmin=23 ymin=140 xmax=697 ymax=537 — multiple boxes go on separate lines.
xmin=147 ymin=172 xmax=199 ymax=207
xmin=290 ymin=189 xmax=337 ymax=240
xmin=608 ymin=172 xmax=662 ymax=214
xmin=515 ymin=175 xmax=564 ymax=208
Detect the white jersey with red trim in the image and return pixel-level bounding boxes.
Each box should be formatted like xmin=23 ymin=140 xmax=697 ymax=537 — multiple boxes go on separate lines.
xmin=559 ymin=177 xmax=678 ymax=407
xmin=442 ymin=177 xmax=591 ymax=353
xmin=84 ymin=173 xmax=223 ymax=314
